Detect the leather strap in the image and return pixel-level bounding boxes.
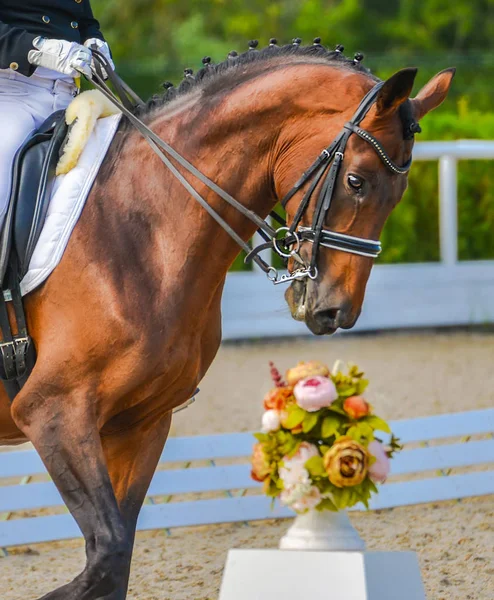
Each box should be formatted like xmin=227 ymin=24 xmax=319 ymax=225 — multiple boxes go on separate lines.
xmin=0 ymin=295 xmax=16 ymax=380
xmin=344 ymin=122 xmax=412 ymax=174
xmin=310 ymin=150 xmax=345 ymax=270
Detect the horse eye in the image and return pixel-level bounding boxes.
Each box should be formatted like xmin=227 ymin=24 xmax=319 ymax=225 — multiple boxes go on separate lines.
xmin=348 ymin=174 xmax=363 ymax=191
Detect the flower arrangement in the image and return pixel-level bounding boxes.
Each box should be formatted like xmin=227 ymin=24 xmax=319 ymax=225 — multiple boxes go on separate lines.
xmin=251 ymin=360 xmax=401 ymax=513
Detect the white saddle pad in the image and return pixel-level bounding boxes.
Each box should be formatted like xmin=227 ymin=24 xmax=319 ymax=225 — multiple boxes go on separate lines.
xmin=20 ymin=114 xmax=122 ymax=296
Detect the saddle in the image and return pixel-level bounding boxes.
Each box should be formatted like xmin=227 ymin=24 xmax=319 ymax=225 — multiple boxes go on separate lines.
xmin=0 ymin=110 xmax=69 ymax=400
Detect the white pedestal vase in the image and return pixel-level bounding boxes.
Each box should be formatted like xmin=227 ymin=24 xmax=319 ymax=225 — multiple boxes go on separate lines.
xmin=279 ymin=509 xmax=366 ymax=551
xmin=219 ymin=509 xmax=426 ymax=600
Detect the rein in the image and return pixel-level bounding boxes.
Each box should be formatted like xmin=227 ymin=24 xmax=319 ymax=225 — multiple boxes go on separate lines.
xmin=85 ymin=53 xmax=412 ymax=285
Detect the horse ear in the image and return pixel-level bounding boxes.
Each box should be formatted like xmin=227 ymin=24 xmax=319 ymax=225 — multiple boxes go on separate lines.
xmin=375 ymin=68 xmax=418 ymax=116
xmin=409 ymin=68 xmax=456 ymax=120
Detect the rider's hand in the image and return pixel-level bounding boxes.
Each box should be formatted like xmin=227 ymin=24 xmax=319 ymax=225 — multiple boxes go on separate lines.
xmin=84 ymin=38 xmax=114 ymax=79
xmin=28 ymin=37 xmax=92 ymax=78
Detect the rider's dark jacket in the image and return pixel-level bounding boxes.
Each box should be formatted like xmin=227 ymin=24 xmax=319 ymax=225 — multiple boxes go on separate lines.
xmin=0 ymin=0 xmax=105 ymax=77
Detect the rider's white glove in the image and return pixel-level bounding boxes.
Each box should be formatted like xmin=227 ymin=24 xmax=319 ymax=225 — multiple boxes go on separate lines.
xmin=84 ymin=38 xmax=114 ymax=79
xmin=28 ymin=37 xmax=92 ymax=78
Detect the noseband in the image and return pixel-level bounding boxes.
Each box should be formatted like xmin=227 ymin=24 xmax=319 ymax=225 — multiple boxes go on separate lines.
xmin=87 ymin=55 xmax=414 ymax=286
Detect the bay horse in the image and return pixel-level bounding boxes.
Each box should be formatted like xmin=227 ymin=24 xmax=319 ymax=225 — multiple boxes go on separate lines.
xmin=0 ymin=42 xmax=453 ymax=599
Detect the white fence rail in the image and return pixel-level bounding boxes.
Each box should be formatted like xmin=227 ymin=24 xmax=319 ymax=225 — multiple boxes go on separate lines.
xmin=222 ymin=140 xmax=494 ymax=339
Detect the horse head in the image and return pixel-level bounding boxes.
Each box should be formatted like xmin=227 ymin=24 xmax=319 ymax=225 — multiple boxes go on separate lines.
xmin=279 ymin=66 xmax=455 ymax=334
xmin=90 ymin=43 xmax=455 ymax=339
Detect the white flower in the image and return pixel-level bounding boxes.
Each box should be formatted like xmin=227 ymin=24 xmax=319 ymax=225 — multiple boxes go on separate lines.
xmin=280 ymin=482 xmax=311 ymax=505
xmin=279 ymin=443 xmax=319 ymax=488
xmin=291 ymin=485 xmax=322 ymax=512
xmin=279 ymin=462 xmax=311 ymax=487
xmin=280 ymin=483 xmax=322 ymax=513
xmin=278 ymin=443 xmax=323 ymax=513
xmin=261 ymin=409 xmax=281 ymax=432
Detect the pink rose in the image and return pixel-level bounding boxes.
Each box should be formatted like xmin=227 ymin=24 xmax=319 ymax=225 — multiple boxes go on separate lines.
xmin=368 ymin=440 xmax=391 ymax=483
xmin=294 ymin=376 xmax=337 ymax=412
xmin=343 ymin=396 xmax=370 ymax=419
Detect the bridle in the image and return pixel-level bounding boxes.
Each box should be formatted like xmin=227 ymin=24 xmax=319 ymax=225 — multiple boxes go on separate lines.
xmin=86 ymin=53 xmax=414 ymax=285
xmin=245 ymin=80 xmax=414 ymax=283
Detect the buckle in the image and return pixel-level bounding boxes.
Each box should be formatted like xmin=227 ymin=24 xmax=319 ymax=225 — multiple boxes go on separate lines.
xmin=0 ymin=341 xmax=16 ymax=380
xmin=0 ymin=336 xmax=31 ymax=380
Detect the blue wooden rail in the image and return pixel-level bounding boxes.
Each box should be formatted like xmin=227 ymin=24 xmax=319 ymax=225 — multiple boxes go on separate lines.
xmin=0 ymin=408 xmax=493 ymax=548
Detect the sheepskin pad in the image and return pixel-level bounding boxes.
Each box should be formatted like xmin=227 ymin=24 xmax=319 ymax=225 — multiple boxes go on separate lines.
xmin=20 ymin=112 xmax=122 ymax=296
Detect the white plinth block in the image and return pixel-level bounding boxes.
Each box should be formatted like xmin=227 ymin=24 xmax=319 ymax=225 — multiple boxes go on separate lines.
xmin=219 ymin=550 xmax=426 ymax=600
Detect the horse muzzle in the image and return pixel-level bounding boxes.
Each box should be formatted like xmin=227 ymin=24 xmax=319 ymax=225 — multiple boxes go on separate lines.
xmin=286 ymin=279 xmax=360 ymax=335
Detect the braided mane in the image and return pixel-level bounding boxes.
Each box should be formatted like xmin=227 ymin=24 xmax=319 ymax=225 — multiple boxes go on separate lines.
xmin=137 ymin=39 xmax=379 ymax=118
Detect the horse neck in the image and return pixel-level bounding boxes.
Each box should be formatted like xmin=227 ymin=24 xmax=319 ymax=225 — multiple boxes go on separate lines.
xmin=111 ymin=67 xmax=370 ymax=288
xmin=121 ymin=91 xmax=281 ymax=284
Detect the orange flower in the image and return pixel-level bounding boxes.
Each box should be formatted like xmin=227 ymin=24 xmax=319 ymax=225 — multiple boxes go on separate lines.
xmin=286 ymin=361 xmax=330 ymax=386
xmin=263 ymin=386 xmax=295 ymax=411
xmin=343 ymin=396 xmax=370 ymax=419
xmin=323 ymin=437 xmax=368 ymax=488
xmin=251 ymin=443 xmax=272 ymax=482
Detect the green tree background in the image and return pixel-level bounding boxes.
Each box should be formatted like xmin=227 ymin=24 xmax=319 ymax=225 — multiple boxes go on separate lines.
xmin=92 ymin=0 xmax=494 ymax=265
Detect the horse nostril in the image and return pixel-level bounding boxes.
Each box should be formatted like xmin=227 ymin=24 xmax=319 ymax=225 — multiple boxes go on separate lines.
xmin=315 ymin=307 xmax=341 ymax=328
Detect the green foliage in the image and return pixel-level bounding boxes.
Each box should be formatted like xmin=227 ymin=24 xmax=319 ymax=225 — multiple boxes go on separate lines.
xmin=382 ymin=101 xmax=494 ymax=264
xmin=346 ymin=422 xmax=374 ymax=445
xmin=321 ymin=415 xmax=342 ymax=438
xmin=302 ymin=412 xmax=319 ymax=433
xmin=316 ymin=497 xmax=338 ymax=512
xmin=284 ymin=405 xmax=306 ymax=429
xmin=361 ymin=415 xmax=391 ymax=434
xmin=92 ymin=1 xmax=494 ymax=111
xmin=305 ymin=455 xmax=326 ymax=478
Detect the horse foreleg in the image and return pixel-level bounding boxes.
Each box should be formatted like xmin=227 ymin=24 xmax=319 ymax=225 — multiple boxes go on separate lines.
xmin=100 ymin=410 xmax=173 ymax=594
xmin=12 ymin=390 xmax=131 ymax=600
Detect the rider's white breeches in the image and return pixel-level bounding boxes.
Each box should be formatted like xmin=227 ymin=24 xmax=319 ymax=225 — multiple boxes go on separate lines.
xmin=0 ymin=70 xmax=76 ymax=231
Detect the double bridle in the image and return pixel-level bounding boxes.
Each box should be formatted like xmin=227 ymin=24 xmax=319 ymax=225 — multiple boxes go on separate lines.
xmin=245 ymin=80 xmax=413 ymax=283
xmin=87 ymin=53 xmax=414 ymax=285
